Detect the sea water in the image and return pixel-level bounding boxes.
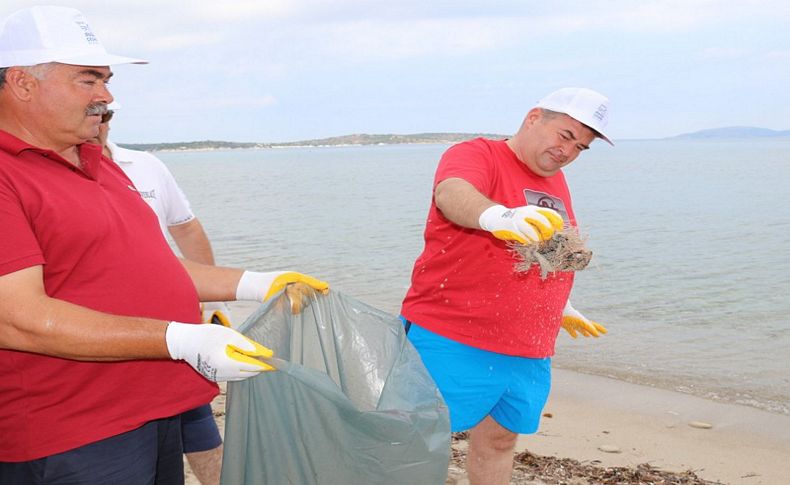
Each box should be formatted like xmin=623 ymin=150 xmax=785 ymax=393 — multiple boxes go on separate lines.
xmin=159 ymin=139 xmax=790 ymax=416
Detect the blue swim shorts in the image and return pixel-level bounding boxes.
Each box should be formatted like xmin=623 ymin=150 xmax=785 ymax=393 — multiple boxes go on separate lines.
xmin=403 ymin=318 xmax=551 ymax=434
xmin=181 ymin=404 xmax=223 ymax=453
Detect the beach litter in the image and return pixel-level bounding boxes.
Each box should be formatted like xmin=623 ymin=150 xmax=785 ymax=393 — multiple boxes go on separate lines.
xmin=513 ymin=228 xmax=593 ymax=280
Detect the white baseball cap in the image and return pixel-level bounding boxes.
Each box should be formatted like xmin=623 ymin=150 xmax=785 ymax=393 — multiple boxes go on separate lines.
xmin=536 ymin=87 xmax=613 ymax=145
xmin=0 ymin=6 xmax=147 ymax=68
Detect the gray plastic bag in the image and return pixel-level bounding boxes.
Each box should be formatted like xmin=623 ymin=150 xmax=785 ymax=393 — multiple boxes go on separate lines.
xmin=220 ymin=290 xmax=450 ymax=485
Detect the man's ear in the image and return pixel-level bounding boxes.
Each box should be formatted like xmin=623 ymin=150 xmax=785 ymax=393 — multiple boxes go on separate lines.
xmin=523 ymin=107 xmax=543 ymax=128
xmin=2 ymin=67 xmax=38 ymax=101
xmin=526 ymin=107 xmax=543 ymax=122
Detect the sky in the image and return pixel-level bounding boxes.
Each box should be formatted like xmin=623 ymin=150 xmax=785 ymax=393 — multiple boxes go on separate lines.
xmin=3 ymin=0 xmax=790 ymax=143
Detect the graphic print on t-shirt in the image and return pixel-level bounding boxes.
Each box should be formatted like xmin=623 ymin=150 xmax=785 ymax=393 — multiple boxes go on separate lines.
xmin=523 ymin=188 xmax=569 ymax=223
xmin=136 ymin=188 xmax=157 ymax=200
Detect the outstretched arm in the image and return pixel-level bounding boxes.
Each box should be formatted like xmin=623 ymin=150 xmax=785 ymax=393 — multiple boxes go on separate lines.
xmin=0 ymin=265 xmax=274 ymax=381
xmin=435 ymin=177 xmax=563 ymax=244
xmin=434 ymin=177 xmax=498 ymax=228
xmin=179 ymin=259 xmax=329 ymax=314
xmin=179 ymin=259 xmax=244 ymax=302
xmin=0 ymin=265 xmax=170 ymax=360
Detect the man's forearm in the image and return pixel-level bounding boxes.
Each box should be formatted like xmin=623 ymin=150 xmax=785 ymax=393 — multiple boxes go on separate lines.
xmin=0 ymin=267 xmax=171 ymax=360
xmin=434 ymin=177 xmax=497 ymax=228
xmin=169 ymin=218 xmax=215 ymax=265
xmin=180 ymin=259 xmax=244 ymax=302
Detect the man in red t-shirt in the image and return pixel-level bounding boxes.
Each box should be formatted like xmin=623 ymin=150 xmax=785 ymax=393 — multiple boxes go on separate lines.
xmin=0 ymin=6 xmax=327 ymax=483
xmin=401 ymin=87 xmax=612 ymax=484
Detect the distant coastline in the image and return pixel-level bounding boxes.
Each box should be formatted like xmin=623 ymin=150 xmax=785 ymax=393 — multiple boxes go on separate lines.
xmin=119 ymin=133 xmax=508 ymax=153
xmin=666 ymin=126 xmax=790 ymax=140
xmin=117 ymin=126 xmax=790 ymax=153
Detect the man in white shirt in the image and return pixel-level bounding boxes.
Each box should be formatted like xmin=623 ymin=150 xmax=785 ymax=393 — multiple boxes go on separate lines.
xmin=92 ymin=107 xmax=227 ymax=485
xmin=100 ymin=109 xmax=214 ymax=262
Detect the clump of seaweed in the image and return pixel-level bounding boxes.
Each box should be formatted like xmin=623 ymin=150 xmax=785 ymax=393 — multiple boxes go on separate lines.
xmin=512 ymin=229 xmax=592 ymax=280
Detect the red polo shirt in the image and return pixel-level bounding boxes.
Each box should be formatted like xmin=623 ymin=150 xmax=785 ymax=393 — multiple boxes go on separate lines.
xmin=401 ymin=138 xmax=576 ymax=357
xmin=0 ymin=130 xmax=217 ymax=461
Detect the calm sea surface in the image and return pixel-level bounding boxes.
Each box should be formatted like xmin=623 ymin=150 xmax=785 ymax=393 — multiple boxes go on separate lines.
xmin=159 ymin=139 xmax=790 ymax=415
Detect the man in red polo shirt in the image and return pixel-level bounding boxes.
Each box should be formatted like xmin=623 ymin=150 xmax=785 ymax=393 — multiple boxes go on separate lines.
xmin=0 ymin=6 xmax=327 ymax=484
xmin=400 ymin=87 xmax=612 ymax=484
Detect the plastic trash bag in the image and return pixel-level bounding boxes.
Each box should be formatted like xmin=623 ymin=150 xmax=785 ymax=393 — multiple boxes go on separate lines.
xmin=220 ymin=289 xmax=450 ymax=485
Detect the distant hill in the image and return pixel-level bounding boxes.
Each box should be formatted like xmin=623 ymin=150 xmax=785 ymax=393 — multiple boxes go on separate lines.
xmin=119 ymin=140 xmax=269 ymax=152
xmin=271 ymin=132 xmax=508 ymax=147
xmin=671 ymin=126 xmax=790 ymax=139
xmin=119 ymin=132 xmax=508 ymax=152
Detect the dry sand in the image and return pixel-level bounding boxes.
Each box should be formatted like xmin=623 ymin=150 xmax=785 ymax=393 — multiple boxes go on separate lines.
xmin=518 ymin=369 xmax=790 ymax=484
xmin=185 ymin=302 xmax=790 ymax=485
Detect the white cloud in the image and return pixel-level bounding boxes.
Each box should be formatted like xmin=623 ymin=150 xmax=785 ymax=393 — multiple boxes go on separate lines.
xmin=4 ymin=0 xmax=789 ymax=141
xmin=502 ymin=0 xmax=790 ymax=34
xmin=189 ymin=0 xmax=301 ymax=21
xmin=263 ymin=0 xmax=790 ymax=63
xmin=6 ymin=1 xmax=783 ymax=65
xmin=315 ymin=18 xmax=505 ymax=61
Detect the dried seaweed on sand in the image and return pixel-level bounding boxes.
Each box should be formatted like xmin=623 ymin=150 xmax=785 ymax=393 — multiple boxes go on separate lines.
xmin=509 ymin=450 xmax=724 ymax=485
xmin=513 ymin=229 xmax=593 ymax=280
xmin=448 ymin=433 xmax=723 ymax=485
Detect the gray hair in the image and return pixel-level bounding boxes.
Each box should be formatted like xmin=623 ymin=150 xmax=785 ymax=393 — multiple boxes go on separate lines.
xmin=538 ymin=108 xmax=562 ymax=120
xmin=0 ymin=63 xmax=54 ymax=89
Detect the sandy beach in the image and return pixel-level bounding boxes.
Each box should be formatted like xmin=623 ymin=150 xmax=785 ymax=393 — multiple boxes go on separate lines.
xmin=186 ymin=302 xmax=790 ymax=485
xmin=511 ymin=369 xmax=790 ymax=484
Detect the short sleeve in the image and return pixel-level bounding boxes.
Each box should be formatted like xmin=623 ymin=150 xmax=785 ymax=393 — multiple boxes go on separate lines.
xmin=433 ymin=139 xmax=495 ymax=196
xmin=0 ymin=179 xmax=45 ymax=275
xmin=154 ymin=157 xmax=195 ymax=227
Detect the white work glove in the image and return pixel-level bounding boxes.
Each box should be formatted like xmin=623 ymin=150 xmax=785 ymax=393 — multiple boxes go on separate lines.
xmin=201 ymin=301 xmax=233 ymax=327
xmin=561 ymin=301 xmax=608 ymax=338
xmin=478 ymin=204 xmax=564 ymax=244
xmin=165 ymin=322 xmax=274 ymax=382
xmin=236 ymin=271 xmax=329 ymax=314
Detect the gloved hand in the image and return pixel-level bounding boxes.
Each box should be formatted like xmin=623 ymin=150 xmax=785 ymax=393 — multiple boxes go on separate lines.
xmin=201 ymin=301 xmax=233 ymax=327
xmin=561 ymin=301 xmax=608 ymax=338
xmin=479 ymin=204 xmax=564 ymax=244
xmin=165 ymin=322 xmax=275 ymax=382
xmin=236 ymin=271 xmax=329 ymax=314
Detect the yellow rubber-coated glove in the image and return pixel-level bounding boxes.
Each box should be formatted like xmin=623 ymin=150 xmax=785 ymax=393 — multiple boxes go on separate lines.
xmin=478 ymin=204 xmax=564 ymax=244
xmin=235 ymin=271 xmax=330 ymax=314
xmin=165 ymin=322 xmax=275 ymax=382
xmin=561 ymin=301 xmax=608 ymax=338
xmin=201 ymin=301 xmax=233 ymax=327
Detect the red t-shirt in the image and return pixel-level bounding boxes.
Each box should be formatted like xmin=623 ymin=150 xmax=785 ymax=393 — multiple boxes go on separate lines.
xmin=401 ymin=138 xmax=576 ymax=357
xmin=0 ymin=131 xmax=217 ymax=461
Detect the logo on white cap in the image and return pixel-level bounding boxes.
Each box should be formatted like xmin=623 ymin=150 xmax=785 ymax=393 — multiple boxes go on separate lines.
xmin=75 ymin=20 xmax=99 ymax=45
xmin=592 ymin=104 xmax=607 ymax=122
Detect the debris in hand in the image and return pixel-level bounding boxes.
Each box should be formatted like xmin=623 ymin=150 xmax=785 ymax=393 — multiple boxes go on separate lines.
xmin=513 ymin=229 xmax=593 ymax=280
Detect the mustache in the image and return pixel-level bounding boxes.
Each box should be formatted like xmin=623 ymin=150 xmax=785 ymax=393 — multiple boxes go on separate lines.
xmin=85 ymin=103 xmax=108 ymax=116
